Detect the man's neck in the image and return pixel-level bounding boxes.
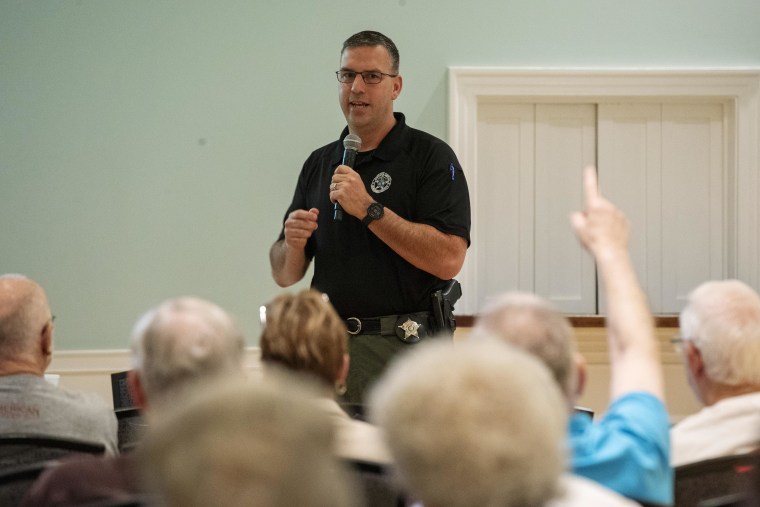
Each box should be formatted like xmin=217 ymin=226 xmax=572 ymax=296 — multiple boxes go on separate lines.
xmin=352 ymin=115 xmax=397 ymax=152
xmin=702 ymin=381 xmax=760 ymax=406
xmin=0 ymin=357 xmax=45 ymax=377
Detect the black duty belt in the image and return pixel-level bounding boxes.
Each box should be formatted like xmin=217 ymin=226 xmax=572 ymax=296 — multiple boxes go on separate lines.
xmin=344 ymin=312 xmax=433 ymax=344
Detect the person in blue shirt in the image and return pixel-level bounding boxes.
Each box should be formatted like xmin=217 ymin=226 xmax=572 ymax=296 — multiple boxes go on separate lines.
xmin=473 ymin=167 xmax=671 ymax=506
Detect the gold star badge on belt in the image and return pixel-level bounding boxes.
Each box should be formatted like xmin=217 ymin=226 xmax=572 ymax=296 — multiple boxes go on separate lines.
xmin=398 ymin=318 xmax=421 ymax=340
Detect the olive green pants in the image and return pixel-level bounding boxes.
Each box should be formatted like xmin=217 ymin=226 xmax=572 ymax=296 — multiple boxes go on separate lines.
xmin=341 ymin=331 xmax=451 ymax=406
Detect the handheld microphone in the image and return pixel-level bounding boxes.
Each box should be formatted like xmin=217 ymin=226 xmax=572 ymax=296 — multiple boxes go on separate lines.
xmin=334 ymin=133 xmax=362 ymax=221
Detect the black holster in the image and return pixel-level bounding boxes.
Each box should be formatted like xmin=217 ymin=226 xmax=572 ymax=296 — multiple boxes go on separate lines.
xmin=431 ymin=279 xmax=462 ymax=334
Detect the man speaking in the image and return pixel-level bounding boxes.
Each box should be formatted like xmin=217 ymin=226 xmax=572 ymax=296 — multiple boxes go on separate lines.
xmin=270 ymin=30 xmax=471 ymax=404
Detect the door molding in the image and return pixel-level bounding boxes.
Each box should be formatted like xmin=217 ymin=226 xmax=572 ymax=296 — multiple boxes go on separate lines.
xmin=449 ymin=68 xmax=760 ymax=315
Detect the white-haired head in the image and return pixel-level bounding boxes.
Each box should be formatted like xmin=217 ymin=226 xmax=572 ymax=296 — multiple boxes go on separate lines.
xmin=369 ymin=338 xmax=567 ymax=507
xmin=680 ymin=280 xmax=760 ymax=386
xmin=130 ymin=297 xmax=245 ymax=404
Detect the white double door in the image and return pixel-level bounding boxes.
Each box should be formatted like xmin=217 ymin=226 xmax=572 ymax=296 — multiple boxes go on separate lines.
xmin=473 ymin=101 xmax=727 ymax=314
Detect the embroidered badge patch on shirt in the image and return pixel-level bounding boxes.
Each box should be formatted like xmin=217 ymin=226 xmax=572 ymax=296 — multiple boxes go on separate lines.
xmin=371 ymin=172 xmax=392 ymax=193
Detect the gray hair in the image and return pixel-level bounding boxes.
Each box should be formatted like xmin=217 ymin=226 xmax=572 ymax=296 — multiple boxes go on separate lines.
xmin=369 ymin=339 xmax=567 ymax=507
xmin=130 ymin=297 xmax=245 ymax=403
xmin=138 ymin=373 xmax=357 ymax=507
xmin=473 ymin=292 xmax=578 ymax=402
xmin=0 ymin=274 xmax=51 ymax=359
xmin=680 ymin=280 xmax=760 ymax=386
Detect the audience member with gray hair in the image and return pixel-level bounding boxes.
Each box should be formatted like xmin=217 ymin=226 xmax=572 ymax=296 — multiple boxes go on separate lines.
xmin=472 ymin=167 xmax=671 ymax=505
xmin=369 ymin=339 xmax=566 ymax=507
xmin=138 ymin=372 xmax=358 ymax=507
xmin=369 ymin=338 xmax=639 ymax=507
xmin=475 ymin=291 xmax=581 ymax=406
xmin=0 ymin=274 xmax=118 ymax=455
xmin=22 ymin=296 xmax=246 ymax=506
xmin=128 ymin=297 xmax=246 ymax=408
xmin=671 ymin=279 xmax=760 ymax=466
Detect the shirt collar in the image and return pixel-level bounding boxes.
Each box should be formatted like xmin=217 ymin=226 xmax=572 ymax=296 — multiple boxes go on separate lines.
xmin=334 ymin=112 xmax=407 ymax=165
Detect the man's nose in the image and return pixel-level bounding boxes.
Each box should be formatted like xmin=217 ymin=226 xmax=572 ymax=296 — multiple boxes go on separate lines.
xmin=350 ymin=75 xmax=366 ymax=93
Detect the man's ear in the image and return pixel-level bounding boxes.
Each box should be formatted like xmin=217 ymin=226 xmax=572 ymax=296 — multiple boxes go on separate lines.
xmin=127 ymin=370 xmax=148 ymax=410
xmin=338 ymin=353 xmax=350 ymax=385
xmin=573 ymin=352 xmax=587 ymax=399
xmin=392 ymin=75 xmax=403 ymax=100
xmin=686 ymin=341 xmax=705 ymax=379
xmin=41 ymin=321 xmax=53 ymax=363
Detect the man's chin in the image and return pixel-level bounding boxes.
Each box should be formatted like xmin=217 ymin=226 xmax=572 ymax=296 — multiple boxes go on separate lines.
xmin=347 ymin=113 xmax=371 ymax=130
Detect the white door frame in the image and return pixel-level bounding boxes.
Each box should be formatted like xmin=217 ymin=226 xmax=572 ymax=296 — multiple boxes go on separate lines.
xmin=449 ymin=68 xmax=760 ymax=315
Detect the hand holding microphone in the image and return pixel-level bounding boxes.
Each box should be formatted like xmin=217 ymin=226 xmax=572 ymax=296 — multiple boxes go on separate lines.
xmin=333 ymin=134 xmax=362 ymax=221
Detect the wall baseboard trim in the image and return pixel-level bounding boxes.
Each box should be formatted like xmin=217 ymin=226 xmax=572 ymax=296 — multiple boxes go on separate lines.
xmin=49 ymin=348 xmax=263 ymax=374
xmin=45 ymin=338 xmax=698 ymax=421
xmin=48 ymin=347 xmax=263 ymax=408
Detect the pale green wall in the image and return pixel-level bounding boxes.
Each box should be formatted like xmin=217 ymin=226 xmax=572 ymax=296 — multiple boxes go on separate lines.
xmin=2 ymin=0 xmax=759 ymax=350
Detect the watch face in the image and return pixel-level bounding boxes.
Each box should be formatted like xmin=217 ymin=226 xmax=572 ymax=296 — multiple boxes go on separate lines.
xmin=363 ymin=202 xmax=384 ymax=225
xmin=368 ymin=203 xmax=383 ymax=219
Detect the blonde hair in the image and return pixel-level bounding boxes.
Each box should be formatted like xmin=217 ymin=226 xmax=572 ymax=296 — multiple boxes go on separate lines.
xmin=259 ymin=289 xmax=347 ymax=387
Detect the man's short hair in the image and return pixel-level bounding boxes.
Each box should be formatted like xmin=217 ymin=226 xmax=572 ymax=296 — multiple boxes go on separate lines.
xmin=130 ymin=297 xmax=245 ymax=403
xmin=473 ymin=292 xmax=578 ymax=401
xmin=342 ymin=30 xmax=400 ymax=73
xmin=680 ymin=279 xmax=760 ymax=386
xmin=369 ymin=339 xmax=567 ymax=507
xmin=259 ymin=289 xmax=347 ymax=388
xmin=138 ymin=373 xmax=357 ymax=507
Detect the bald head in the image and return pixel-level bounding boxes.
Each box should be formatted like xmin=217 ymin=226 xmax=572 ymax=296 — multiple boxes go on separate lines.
xmin=0 ymin=274 xmax=53 ymax=367
xmin=130 ymin=297 xmax=245 ymax=405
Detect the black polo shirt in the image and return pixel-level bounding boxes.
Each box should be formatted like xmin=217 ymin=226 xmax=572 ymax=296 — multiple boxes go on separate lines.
xmin=278 ymin=113 xmax=471 ymax=317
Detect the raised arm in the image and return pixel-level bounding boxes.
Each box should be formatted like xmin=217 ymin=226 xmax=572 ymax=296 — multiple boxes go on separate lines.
xmin=570 ymin=167 xmax=664 ymax=401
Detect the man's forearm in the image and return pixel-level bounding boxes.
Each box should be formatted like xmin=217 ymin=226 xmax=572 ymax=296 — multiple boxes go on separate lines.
xmin=598 ymin=248 xmax=664 ymax=400
xmin=269 ymin=240 xmax=309 ymax=287
xmin=367 ymin=208 xmax=467 ymax=280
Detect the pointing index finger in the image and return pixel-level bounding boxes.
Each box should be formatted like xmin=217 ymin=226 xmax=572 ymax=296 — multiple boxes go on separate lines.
xmin=583 ymin=165 xmax=600 ymax=205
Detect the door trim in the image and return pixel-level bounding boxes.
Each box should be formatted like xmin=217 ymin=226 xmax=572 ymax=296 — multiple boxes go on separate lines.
xmin=449 ymin=68 xmax=760 ymax=314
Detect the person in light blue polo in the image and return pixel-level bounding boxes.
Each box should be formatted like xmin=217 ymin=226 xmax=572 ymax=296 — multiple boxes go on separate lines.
xmin=473 ymin=167 xmax=671 ymax=506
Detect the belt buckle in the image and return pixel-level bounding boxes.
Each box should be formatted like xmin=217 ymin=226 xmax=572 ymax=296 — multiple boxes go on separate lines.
xmin=346 ymin=317 xmax=361 ymax=335
xmin=394 ymin=314 xmax=425 ymax=344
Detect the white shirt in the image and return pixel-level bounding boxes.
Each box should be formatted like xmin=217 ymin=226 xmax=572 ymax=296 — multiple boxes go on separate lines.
xmin=318 ymin=398 xmax=392 ymax=464
xmin=671 ymin=391 xmax=760 ymax=467
xmin=410 ymin=474 xmax=638 ymax=507
xmin=546 ymin=474 xmax=641 ymax=507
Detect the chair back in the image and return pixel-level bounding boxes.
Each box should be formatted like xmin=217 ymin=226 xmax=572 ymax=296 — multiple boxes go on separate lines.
xmin=0 ymin=433 xmax=106 ymax=469
xmin=111 ymin=371 xmax=147 ymax=452
xmin=0 ymin=461 xmax=53 ymax=507
xmin=344 ymin=458 xmax=407 ymax=507
xmin=675 ymin=452 xmax=760 ymax=507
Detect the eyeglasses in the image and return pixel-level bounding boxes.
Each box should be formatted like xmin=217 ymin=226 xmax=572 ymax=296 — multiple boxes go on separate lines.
xmin=335 ymin=70 xmax=398 ymax=84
